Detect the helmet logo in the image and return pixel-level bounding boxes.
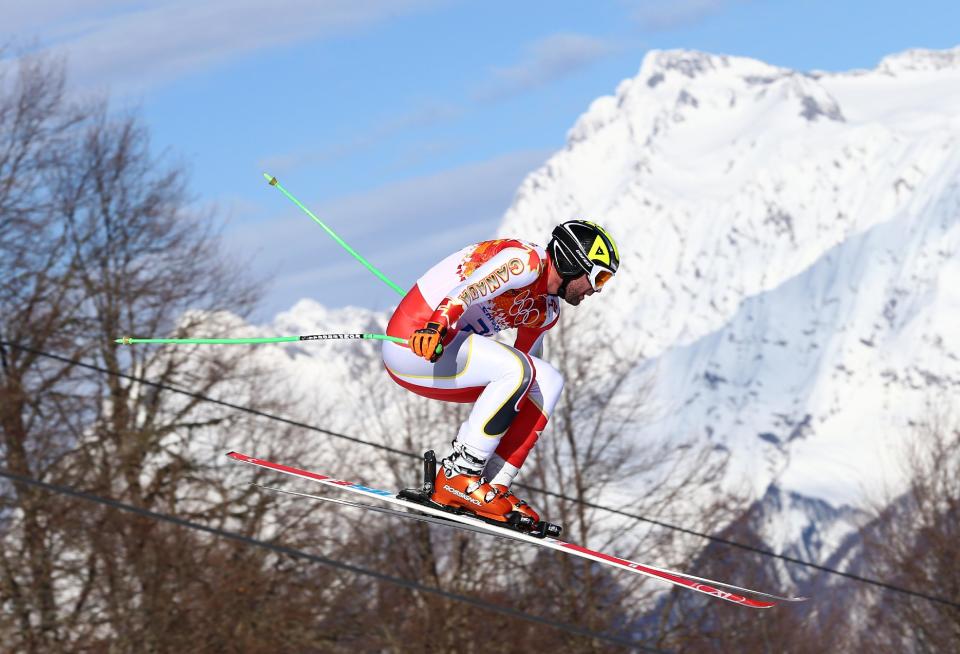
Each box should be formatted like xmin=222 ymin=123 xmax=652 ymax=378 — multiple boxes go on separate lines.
xmin=587 ymin=236 xmax=610 ymax=265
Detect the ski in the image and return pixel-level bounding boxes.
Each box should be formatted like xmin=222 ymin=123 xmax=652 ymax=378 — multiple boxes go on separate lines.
xmin=256 ymin=482 xmax=804 ymax=604
xmin=228 ymin=451 xmax=805 ymax=608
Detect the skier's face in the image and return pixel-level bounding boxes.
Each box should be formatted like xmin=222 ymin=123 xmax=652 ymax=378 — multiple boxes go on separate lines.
xmin=561 ymin=274 xmax=596 ymax=306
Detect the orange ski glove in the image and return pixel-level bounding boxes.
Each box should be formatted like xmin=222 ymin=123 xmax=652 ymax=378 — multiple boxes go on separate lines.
xmin=410 ymin=321 xmax=446 ymax=362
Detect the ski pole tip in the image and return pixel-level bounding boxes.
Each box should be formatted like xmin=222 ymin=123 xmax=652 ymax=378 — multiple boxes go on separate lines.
xmin=263 ymin=172 xmax=278 ymax=186
xmin=115 ymin=336 xmax=133 ymax=345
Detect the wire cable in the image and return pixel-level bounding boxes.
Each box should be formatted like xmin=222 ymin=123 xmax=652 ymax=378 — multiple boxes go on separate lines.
xmin=0 ymin=468 xmax=662 ymax=652
xmin=3 ymin=340 xmax=958 ymax=610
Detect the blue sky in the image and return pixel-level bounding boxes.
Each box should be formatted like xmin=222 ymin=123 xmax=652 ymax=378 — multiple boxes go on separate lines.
xmin=4 ymin=1 xmax=959 ymax=321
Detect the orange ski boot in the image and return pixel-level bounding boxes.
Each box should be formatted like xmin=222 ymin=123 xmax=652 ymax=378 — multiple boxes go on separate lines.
xmin=493 ymin=484 xmax=562 ymax=538
xmin=492 ymin=485 xmax=540 ymax=523
xmin=430 ymin=445 xmax=516 ymax=523
xmin=482 ymin=454 xmax=543 ymax=525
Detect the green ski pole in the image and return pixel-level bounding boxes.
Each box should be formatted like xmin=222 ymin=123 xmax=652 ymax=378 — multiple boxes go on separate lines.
xmin=263 ymin=173 xmax=406 ymax=297
xmin=262 ymin=173 xmax=441 ymax=358
xmin=115 ymin=334 xmax=407 ymax=346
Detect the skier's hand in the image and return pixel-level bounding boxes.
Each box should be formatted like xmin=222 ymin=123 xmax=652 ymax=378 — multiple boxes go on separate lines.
xmin=410 ymin=321 xmax=445 ymax=362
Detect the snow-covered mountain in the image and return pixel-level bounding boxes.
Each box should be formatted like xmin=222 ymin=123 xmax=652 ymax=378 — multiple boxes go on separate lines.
xmin=499 ymin=47 xmax=960 ymax=510
xmin=257 ymin=46 xmax=960 ymax=573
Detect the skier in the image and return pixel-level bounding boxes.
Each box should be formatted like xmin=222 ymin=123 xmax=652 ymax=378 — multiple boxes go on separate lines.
xmin=382 ymin=220 xmax=620 ymax=527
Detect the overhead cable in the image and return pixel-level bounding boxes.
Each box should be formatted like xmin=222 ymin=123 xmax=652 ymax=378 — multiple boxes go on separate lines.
xmin=0 ymin=468 xmax=661 ymax=652
xmin=3 ymin=340 xmax=958 ymax=610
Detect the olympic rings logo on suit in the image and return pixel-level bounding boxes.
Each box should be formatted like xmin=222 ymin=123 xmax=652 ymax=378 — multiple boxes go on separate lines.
xmin=508 ymin=290 xmax=541 ymax=325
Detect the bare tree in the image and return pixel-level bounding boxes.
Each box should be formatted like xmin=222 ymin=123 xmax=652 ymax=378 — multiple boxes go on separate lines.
xmin=647 ymin=511 xmax=848 ymax=653
xmin=852 ymin=413 xmax=960 ymax=652
xmin=0 ymin=53 xmax=348 ymax=652
xmin=498 ymin=309 xmax=741 ymax=646
xmin=647 ymin=410 xmax=960 ymax=653
xmin=0 ymin=52 xmax=94 ymax=653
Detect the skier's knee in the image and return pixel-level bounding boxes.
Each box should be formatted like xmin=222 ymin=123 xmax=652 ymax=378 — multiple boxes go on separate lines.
xmin=536 ymin=360 xmax=564 ymax=405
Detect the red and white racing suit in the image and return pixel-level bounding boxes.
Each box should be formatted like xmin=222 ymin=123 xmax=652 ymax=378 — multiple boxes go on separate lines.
xmin=382 ymin=238 xmax=564 ymax=488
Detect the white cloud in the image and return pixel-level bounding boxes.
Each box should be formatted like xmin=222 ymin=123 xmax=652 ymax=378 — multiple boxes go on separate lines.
xmin=473 ymin=33 xmax=619 ymax=102
xmin=2 ymin=0 xmax=447 ymax=94
xmin=1 ymin=1 xmax=131 ymax=41
xmin=318 ymin=148 xmax=550 ymax=234
xmin=628 ymin=0 xmax=733 ymax=32
xmin=258 ymin=102 xmax=463 ymax=174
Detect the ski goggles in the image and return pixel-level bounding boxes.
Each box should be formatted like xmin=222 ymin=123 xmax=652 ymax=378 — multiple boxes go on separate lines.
xmin=587 ymin=265 xmax=614 ymax=291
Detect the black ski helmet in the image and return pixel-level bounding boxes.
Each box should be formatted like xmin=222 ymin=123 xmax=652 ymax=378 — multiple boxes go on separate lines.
xmin=548 ymin=220 xmax=620 ymax=291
